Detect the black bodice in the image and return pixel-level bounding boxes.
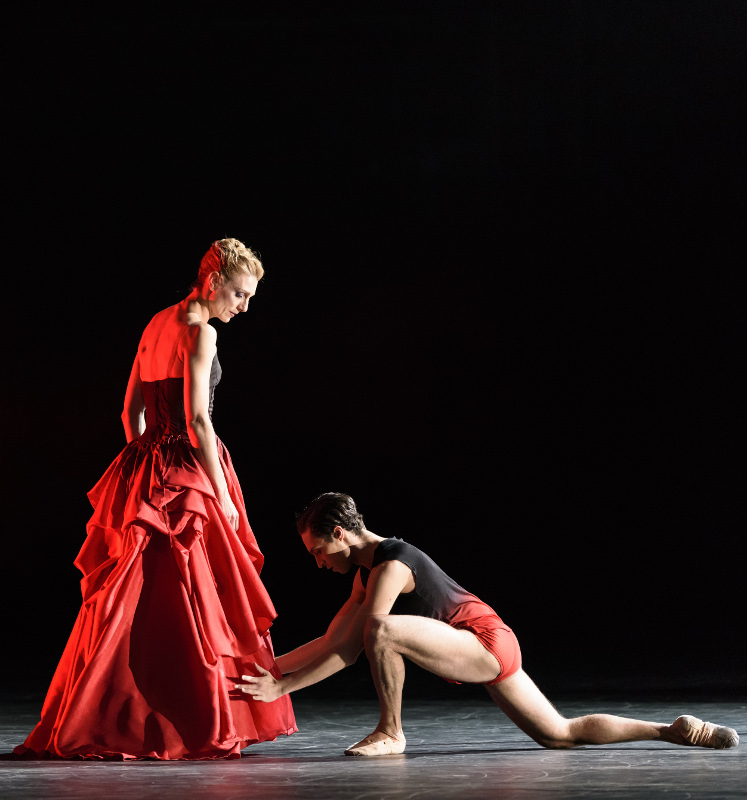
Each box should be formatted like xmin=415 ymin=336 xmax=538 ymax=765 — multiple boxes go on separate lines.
xmin=359 ymin=538 xmax=481 ymax=622
xmin=141 ymin=354 xmax=221 ymax=439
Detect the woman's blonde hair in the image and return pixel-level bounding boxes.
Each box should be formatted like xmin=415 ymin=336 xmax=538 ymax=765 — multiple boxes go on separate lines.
xmin=197 ymin=238 xmax=264 ymax=288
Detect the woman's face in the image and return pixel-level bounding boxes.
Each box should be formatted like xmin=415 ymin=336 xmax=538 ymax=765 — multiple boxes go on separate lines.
xmin=209 ymin=272 xmax=258 ymax=322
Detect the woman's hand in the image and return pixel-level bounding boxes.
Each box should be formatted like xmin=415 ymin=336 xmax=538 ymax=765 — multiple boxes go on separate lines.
xmin=236 ymin=665 xmax=284 ymax=703
xmin=218 ymin=487 xmax=240 ymax=531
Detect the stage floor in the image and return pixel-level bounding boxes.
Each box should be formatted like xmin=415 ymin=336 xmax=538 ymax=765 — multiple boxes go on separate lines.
xmin=2 ymin=694 xmax=744 ymax=799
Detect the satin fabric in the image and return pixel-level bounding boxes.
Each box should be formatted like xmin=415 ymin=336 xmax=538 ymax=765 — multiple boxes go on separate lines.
xmin=16 ymin=403 xmax=296 ymax=759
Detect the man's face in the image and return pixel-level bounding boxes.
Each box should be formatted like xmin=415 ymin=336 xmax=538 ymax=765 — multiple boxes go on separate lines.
xmin=300 ymin=527 xmax=352 ymax=574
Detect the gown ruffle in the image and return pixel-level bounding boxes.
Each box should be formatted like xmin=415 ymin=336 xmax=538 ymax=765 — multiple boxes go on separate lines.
xmin=15 ymin=374 xmax=297 ymax=759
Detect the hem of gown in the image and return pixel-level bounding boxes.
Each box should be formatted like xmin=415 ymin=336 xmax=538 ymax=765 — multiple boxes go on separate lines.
xmin=21 ymin=431 xmax=296 ymax=763
xmin=12 ymin=724 xmax=299 ymax=761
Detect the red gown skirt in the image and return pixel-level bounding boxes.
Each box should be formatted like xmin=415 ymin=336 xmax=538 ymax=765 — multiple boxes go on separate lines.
xmin=15 ymin=433 xmax=297 ymax=759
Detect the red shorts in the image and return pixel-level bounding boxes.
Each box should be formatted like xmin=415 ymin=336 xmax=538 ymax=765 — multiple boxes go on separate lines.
xmin=448 ymin=606 xmax=522 ymax=686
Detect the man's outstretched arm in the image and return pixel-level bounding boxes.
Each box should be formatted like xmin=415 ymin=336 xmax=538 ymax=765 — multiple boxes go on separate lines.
xmin=275 ymin=584 xmax=365 ymax=674
xmin=238 ymin=561 xmax=412 ymax=701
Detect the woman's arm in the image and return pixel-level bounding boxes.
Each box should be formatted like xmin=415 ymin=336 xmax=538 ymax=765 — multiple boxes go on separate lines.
xmin=121 ymin=353 xmax=145 ymax=442
xmin=183 ymin=323 xmax=239 ymax=530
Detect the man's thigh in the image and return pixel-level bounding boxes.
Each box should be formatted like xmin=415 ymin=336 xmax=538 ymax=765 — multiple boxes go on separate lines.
xmin=371 ymin=615 xmax=501 ymax=684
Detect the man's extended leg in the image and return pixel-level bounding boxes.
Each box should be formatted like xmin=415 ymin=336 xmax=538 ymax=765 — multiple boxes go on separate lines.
xmin=487 ymin=669 xmax=739 ymax=749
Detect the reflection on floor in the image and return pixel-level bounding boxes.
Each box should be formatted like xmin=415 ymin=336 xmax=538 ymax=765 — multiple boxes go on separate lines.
xmin=2 ymin=693 xmax=745 ymax=800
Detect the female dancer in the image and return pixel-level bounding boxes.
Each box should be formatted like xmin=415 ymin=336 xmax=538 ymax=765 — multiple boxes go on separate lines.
xmin=16 ymin=239 xmax=296 ymax=759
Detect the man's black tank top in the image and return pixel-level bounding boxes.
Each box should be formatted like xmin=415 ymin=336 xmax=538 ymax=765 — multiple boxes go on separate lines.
xmin=358 ymin=538 xmax=495 ymax=624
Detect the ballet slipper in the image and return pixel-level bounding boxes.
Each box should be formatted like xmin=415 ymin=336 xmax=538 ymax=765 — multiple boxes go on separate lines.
xmin=671 ymin=715 xmax=739 ymax=749
xmin=344 ymin=731 xmax=406 ymax=756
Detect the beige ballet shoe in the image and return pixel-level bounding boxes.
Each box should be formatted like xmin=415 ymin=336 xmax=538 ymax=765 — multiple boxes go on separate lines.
xmin=344 ymin=731 xmax=406 ymax=756
xmin=672 ymin=715 xmax=739 ymax=749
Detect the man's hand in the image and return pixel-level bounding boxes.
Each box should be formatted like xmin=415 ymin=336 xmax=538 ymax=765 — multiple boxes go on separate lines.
xmin=235 ymin=664 xmax=284 ymax=703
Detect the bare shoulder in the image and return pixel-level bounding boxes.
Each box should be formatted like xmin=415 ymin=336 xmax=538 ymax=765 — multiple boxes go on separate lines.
xmin=371 ymin=559 xmax=412 ymax=579
xmin=138 ymin=303 xmax=181 ymax=352
xmin=182 ymin=320 xmax=217 ymax=358
xmin=367 ymin=558 xmax=415 ymax=594
xmin=352 ymin=557 xmax=412 ymax=602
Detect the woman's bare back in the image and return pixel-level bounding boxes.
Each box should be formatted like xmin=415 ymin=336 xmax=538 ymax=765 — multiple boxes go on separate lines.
xmin=137 ymin=300 xmax=204 ymax=382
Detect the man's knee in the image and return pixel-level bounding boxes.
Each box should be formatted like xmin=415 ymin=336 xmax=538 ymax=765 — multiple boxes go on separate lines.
xmin=534 ymin=719 xmax=576 ymax=749
xmin=487 ymin=686 xmax=574 ymax=749
xmin=535 ymin=731 xmax=575 ymax=749
xmin=364 ymin=614 xmax=395 ymax=651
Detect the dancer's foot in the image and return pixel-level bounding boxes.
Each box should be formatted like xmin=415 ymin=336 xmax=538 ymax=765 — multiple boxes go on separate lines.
xmin=671 ymin=715 xmax=739 ymax=749
xmin=344 ymin=730 xmax=406 ymax=756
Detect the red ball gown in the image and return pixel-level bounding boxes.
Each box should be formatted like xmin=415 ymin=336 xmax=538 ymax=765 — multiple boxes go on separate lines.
xmin=15 ymin=357 xmax=297 ymax=759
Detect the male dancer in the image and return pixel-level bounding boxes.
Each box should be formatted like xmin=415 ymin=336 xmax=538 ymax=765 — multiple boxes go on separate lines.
xmin=237 ymin=492 xmax=739 ymax=756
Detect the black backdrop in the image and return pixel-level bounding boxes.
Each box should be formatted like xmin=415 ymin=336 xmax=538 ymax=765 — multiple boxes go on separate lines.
xmin=4 ymin=2 xmax=746 ymax=699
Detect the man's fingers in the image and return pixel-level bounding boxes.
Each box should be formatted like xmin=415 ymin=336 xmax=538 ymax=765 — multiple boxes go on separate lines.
xmin=233 ymin=684 xmax=261 ymax=696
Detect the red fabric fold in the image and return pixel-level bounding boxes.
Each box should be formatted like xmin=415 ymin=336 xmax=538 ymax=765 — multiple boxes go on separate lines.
xmin=16 ymin=435 xmax=296 ymax=760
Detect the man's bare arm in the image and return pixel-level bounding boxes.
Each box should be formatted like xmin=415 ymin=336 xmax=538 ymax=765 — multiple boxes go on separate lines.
xmin=239 ymin=560 xmax=412 ymax=701
xmin=275 ymin=578 xmax=365 ymax=673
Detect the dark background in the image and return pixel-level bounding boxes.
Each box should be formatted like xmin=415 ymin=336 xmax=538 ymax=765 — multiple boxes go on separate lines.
xmin=3 ymin=2 xmax=746 ymax=700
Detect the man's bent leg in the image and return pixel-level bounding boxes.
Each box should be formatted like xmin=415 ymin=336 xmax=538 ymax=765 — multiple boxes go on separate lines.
xmin=367 ymin=614 xmax=503 ymax=681
xmin=344 ymin=615 xmax=409 ymax=756
xmin=365 ymin=615 xmax=407 ymax=737
xmin=345 ymin=614 xmax=502 ymax=756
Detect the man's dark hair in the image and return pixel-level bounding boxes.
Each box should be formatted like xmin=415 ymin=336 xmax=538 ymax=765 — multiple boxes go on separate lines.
xmin=296 ymin=492 xmax=365 ymax=540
